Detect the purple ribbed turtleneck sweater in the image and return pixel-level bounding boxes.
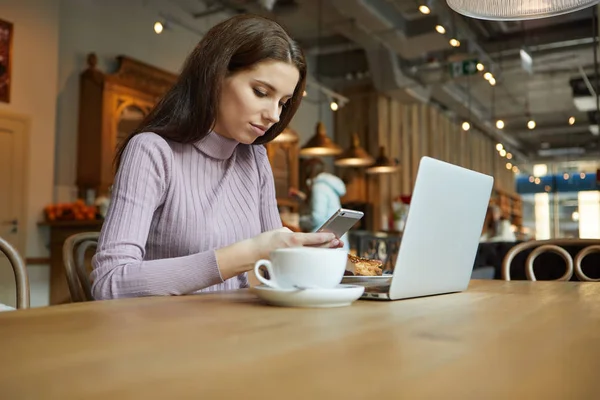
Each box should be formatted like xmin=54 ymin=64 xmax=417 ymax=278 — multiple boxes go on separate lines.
xmin=91 ymin=131 xmax=282 ymax=300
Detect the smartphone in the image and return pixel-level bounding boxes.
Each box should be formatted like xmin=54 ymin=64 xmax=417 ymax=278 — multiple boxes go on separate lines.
xmin=316 ymin=208 xmax=364 ymax=238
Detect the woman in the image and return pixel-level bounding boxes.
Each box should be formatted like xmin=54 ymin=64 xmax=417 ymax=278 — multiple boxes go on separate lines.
xmin=91 ymin=15 xmax=341 ymax=300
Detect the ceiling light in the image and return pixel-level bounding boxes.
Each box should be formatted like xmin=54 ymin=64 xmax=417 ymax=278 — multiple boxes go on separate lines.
xmin=272 ymin=127 xmax=298 ymax=143
xmin=435 ymin=25 xmax=446 ymax=34
xmin=335 ymin=134 xmax=375 ymax=167
xmin=506 ymin=162 xmax=512 ymax=170
xmin=462 ymin=121 xmax=470 ymax=131
xmin=496 ymin=120 xmax=504 ymax=129
xmin=520 ymin=48 xmax=533 ymax=74
xmin=489 ymin=77 xmax=496 ymax=86
xmin=330 ymin=101 xmax=339 ymax=111
xmin=483 ymin=72 xmax=492 ymax=80
xmin=449 ymin=38 xmax=461 ymax=47
xmin=154 ymin=21 xmax=164 ymax=34
xmin=476 ymin=63 xmax=484 ymax=71
xmin=365 ymin=146 xmax=400 ymax=174
xmin=499 ymin=149 xmax=507 ymax=157
xmin=496 ymin=143 xmax=503 ymax=151
xmin=446 ymin=0 xmax=598 ymax=21
xmin=569 ymin=116 xmax=575 ymax=125
xmin=512 ymin=166 xmax=519 ymax=173
xmin=506 ymin=152 xmax=512 ymax=159
xmin=527 ymin=120 xmax=536 ymax=130
xmin=419 ymin=5 xmax=431 ymax=14
xmin=300 ymin=122 xmax=342 ymax=157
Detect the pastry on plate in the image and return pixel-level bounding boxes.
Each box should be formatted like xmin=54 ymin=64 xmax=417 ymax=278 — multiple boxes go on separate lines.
xmin=346 ymin=254 xmax=383 ymax=276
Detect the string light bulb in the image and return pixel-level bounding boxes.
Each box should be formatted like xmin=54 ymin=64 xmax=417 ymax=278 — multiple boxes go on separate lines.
xmin=476 ymin=63 xmax=484 ymax=71
xmin=569 ymin=116 xmax=575 ymax=125
xmin=496 ymin=143 xmax=503 ymax=151
xmin=419 ymin=5 xmax=431 ymax=14
xmin=449 ymin=38 xmax=461 ymax=47
xmin=435 ymin=25 xmax=446 ymax=34
xmin=462 ymin=121 xmax=471 ymax=131
xmin=496 ymin=120 xmax=505 ymax=129
xmin=527 ymin=120 xmax=536 ymax=130
xmin=154 ymin=21 xmax=164 ymax=34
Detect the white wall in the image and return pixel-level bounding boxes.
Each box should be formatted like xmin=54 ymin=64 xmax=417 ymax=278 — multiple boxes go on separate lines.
xmin=0 ymin=0 xmax=59 ymax=257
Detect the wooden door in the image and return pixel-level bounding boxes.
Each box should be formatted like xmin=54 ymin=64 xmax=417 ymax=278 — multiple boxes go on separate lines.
xmin=0 ymin=112 xmax=28 ymax=307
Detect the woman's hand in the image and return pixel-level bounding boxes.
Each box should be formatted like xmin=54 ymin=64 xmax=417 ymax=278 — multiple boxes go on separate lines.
xmin=215 ymin=228 xmax=343 ymax=281
xmin=251 ymin=227 xmax=342 ymax=260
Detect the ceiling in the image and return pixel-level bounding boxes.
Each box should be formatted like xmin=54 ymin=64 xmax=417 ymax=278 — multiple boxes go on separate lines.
xmin=164 ymin=0 xmax=600 ymax=163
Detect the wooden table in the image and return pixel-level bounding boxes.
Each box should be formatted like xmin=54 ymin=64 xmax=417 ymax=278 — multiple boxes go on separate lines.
xmin=1 ymin=280 xmax=599 ymax=398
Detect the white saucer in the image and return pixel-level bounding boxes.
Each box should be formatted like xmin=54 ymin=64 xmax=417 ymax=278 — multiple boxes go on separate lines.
xmin=252 ymin=284 xmax=365 ymax=308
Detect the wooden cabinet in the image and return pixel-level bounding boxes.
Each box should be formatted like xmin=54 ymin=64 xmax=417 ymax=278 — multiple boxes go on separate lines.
xmin=76 ymin=53 xmax=177 ymax=197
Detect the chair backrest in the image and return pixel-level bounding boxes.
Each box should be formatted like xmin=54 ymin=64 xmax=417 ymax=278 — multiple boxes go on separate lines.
xmin=0 ymin=236 xmax=30 ymax=309
xmin=502 ymin=239 xmax=600 ymax=281
xmin=63 ymin=232 xmax=99 ymax=302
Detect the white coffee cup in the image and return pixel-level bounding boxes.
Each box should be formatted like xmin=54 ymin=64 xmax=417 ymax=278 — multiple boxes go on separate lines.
xmin=254 ymin=247 xmax=347 ymax=289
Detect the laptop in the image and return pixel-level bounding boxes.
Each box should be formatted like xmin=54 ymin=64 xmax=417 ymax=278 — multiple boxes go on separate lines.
xmin=353 ymin=156 xmax=493 ymax=301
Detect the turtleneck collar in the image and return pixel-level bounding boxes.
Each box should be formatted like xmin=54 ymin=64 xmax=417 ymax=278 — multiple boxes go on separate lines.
xmin=193 ymin=131 xmax=240 ymax=160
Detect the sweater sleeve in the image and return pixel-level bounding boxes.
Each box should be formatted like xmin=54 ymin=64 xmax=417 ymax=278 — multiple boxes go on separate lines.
xmin=255 ymin=145 xmax=282 ymax=232
xmin=91 ymin=134 xmax=224 ymax=300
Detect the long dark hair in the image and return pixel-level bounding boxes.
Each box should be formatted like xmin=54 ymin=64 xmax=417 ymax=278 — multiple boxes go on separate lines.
xmin=115 ymin=14 xmax=307 ymax=169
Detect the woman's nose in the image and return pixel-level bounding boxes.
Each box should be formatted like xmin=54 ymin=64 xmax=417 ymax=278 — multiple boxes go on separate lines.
xmin=264 ymin=102 xmax=280 ymax=124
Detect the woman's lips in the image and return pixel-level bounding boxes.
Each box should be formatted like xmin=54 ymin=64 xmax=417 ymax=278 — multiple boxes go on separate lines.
xmin=250 ymin=123 xmax=267 ymax=136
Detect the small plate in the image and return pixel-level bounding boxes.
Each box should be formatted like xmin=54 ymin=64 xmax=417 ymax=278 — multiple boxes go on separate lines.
xmin=251 ymin=284 xmax=365 ymax=308
xmin=341 ymin=275 xmax=392 ymax=287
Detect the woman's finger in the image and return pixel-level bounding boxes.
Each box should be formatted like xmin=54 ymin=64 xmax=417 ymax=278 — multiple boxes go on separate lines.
xmin=306 ymin=238 xmax=343 ymax=248
xmin=293 ymin=232 xmax=336 ymax=246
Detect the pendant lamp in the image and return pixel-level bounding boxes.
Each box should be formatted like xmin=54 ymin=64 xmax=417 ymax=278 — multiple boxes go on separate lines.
xmin=299 ymin=122 xmax=343 ymax=157
xmin=334 ymin=134 xmax=375 ymax=167
xmin=446 ymin=0 xmax=598 ymax=21
xmin=272 ymin=127 xmax=299 ymax=143
xmin=365 ymin=146 xmax=399 ymax=174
